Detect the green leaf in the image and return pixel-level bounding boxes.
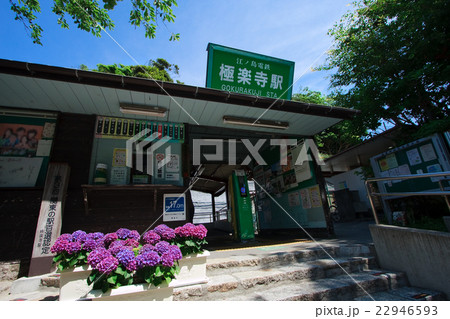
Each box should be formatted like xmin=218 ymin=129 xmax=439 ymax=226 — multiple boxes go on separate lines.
xmin=185 ymin=239 xmax=195 ymax=247
xmin=154 ymin=266 xmax=163 ymax=277
xmin=107 ymin=275 xmax=118 ymax=285
xmin=68 ymin=257 xmax=78 ymax=267
xmin=115 ymin=266 xmax=126 ymax=276
xmin=87 ymin=270 xmax=99 ymax=285
xmin=101 ymin=281 xmax=109 ymax=293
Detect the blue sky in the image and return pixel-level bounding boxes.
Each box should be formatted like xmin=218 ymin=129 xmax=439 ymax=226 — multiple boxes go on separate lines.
xmin=0 ymin=0 xmax=353 ymax=95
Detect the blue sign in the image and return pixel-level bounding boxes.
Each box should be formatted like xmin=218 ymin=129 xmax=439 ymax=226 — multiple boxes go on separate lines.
xmin=163 ymin=193 xmax=186 ymax=221
xmin=165 ymin=196 xmax=185 ymax=212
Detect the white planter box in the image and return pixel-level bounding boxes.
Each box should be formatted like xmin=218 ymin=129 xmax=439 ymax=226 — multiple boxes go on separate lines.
xmin=59 ymin=265 xmax=92 ymax=301
xmin=172 ymin=250 xmax=209 ymax=287
xmin=58 ymin=250 xmax=209 ymax=301
xmin=86 ymin=282 xmax=173 ymax=301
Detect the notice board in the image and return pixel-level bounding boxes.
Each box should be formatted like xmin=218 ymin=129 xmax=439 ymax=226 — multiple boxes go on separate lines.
xmin=370 ymin=134 xmax=450 ymax=194
xmin=0 ymin=113 xmax=57 ymax=188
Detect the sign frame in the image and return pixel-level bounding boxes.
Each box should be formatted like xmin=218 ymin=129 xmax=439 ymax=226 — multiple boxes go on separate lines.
xmin=206 ymin=43 xmax=295 ymax=100
xmin=163 ymin=193 xmax=186 ymax=222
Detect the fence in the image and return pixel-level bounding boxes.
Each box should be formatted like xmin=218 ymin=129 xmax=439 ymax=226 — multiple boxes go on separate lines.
xmin=365 ymin=171 xmax=450 ymax=224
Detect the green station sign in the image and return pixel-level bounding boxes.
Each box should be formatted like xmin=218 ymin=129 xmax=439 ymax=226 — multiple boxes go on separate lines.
xmin=206 ymin=43 xmax=295 ymax=100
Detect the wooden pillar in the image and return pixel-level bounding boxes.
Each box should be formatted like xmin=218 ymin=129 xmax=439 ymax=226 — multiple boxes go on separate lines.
xmin=211 ymin=193 xmax=216 ymax=222
xmin=312 ymin=158 xmax=335 ymax=236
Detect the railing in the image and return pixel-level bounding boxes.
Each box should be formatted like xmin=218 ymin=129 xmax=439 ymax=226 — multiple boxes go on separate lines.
xmin=365 ymin=171 xmax=450 ymax=224
xmin=192 ymin=204 xmax=228 ymax=223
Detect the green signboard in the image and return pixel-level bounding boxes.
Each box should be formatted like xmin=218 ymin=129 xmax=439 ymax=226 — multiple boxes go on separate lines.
xmin=206 ymin=43 xmax=295 ymax=100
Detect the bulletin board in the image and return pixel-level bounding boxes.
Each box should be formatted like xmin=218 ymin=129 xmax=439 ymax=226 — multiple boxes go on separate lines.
xmin=89 ymin=116 xmax=184 ymax=186
xmin=371 ymin=134 xmax=450 ymax=194
xmin=0 ymin=113 xmax=57 ymax=188
xmin=254 ymin=141 xmax=327 ymax=230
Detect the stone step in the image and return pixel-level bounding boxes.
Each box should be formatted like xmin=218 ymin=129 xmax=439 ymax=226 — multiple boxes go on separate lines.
xmin=207 ymin=244 xmax=375 ymax=276
xmin=174 ymin=257 xmax=379 ymax=301
xmin=354 ymin=286 xmax=447 ymax=301
xmin=175 ymin=270 xmax=409 ymax=301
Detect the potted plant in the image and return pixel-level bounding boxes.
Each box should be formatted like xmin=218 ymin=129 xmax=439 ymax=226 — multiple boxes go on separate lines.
xmin=52 ymin=223 xmax=209 ymax=301
xmin=51 ymin=230 xmax=105 ymax=301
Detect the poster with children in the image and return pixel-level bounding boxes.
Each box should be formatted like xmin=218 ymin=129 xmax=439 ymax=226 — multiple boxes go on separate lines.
xmin=0 ymin=124 xmax=44 ymax=157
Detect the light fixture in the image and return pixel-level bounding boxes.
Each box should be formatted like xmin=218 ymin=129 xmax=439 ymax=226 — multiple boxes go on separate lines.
xmin=223 ymin=116 xmax=289 ymax=130
xmin=119 ymin=103 xmax=167 ymax=117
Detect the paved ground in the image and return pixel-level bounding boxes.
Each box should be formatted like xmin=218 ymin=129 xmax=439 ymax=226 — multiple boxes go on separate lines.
xmin=0 ymin=220 xmax=375 ymax=301
xmin=207 ymin=219 xmax=375 ymax=259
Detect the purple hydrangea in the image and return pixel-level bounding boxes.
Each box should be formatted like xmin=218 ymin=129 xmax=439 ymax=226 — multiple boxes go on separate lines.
xmin=116 ymin=228 xmax=131 ymax=240
xmin=96 ymin=256 xmax=119 ymax=274
xmin=56 ymin=233 xmax=73 ymax=242
xmin=87 ymin=248 xmax=112 ymax=268
xmin=108 ymin=240 xmax=127 ymax=255
xmin=154 ymin=224 xmax=176 ymax=241
xmin=50 ymin=239 xmax=70 ymax=254
xmin=155 ymin=241 xmax=170 ymax=255
xmin=66 ymin=241 xmax=82 ymax=254
xmin=124 ymin=238 xmax=140 ymax=248
xmin=160 ymin=252 xmax=175 ymax=267
xmin=72 ymin=230 xmax=88 ymax=243
xmin=82 ymin=239 xmax=100 ymax=252
xmin=116 ymin=249 xmax=137 ymax=272
xmin=128 ymin=230 xmax=140 ymax=241
xmin=102 ymin=233 xmax=118 ymax=248
xmin=87 ymin=232 xmax=104 ymax=241
xmin=139 ymin=244 xmax=155 ymax=254
xmin=95 ymin=238 xmax=106 ymax=249
xmin=169 ymin=245 xmax=182 ymax=261
xmin=142 ymin=231 xmax=161 ymax=245
xmin=136 ymin=251 xmax=161 ymax=268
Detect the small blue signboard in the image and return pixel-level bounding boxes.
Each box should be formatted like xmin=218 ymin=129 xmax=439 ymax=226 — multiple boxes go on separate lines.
xmin=163 ymin=193 xmax=186 ymax=221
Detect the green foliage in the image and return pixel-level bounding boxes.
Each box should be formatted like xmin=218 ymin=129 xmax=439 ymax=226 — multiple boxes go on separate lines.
xmin=53 ymin=250 xmax=88 ymax=271
xmin=406 ymin=216 xmax=448 ymax=232
xmin=87 ymin=263 xmax=180 ymax=293
xmin=292 ymin=87 xmax=334 ymax=106
xmin=321 ymin=0 xmax=450 ymax=136
xmin=176 ymin=238 xmax=208 ymax=256
xmin=9 ymin=0 xmax=179 ymax=45
xmin=292 ymin=87 xmax=363 ymax=156
xmin=87 ymin=265 xmax=134 ymax=292
xmin=92 ymin=58 xmax=181 ymax=82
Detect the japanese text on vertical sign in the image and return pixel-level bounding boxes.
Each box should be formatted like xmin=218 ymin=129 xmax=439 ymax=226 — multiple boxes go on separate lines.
xmin=40 ymin=175 xmax=62 ymax=255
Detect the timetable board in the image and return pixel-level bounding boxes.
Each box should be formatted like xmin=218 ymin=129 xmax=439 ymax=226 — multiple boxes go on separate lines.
xmin=94 ymin=116 xmax=184 ymax=143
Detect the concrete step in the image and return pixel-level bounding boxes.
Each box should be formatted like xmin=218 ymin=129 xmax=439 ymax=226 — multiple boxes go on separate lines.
xmin=0 ymin=285 xmax=59 ymax=301
xmin=174 ymin=257 xmax=379 ymax=301
xmin=355 ymin=286 xmax=447 ymax=301
xmin=175 ymin=270 xmax=409 ymax=301
xmin=206 ymin=244 xmax=375 ymax=276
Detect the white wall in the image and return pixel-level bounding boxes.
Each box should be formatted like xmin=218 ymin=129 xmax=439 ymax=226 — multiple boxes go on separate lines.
xmin=326 ymin=167 xmax=370 ymax=209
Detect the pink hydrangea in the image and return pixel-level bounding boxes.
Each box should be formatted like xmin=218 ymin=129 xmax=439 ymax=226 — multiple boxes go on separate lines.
xmin=142 ymin=230 xmax=161 ymax=245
